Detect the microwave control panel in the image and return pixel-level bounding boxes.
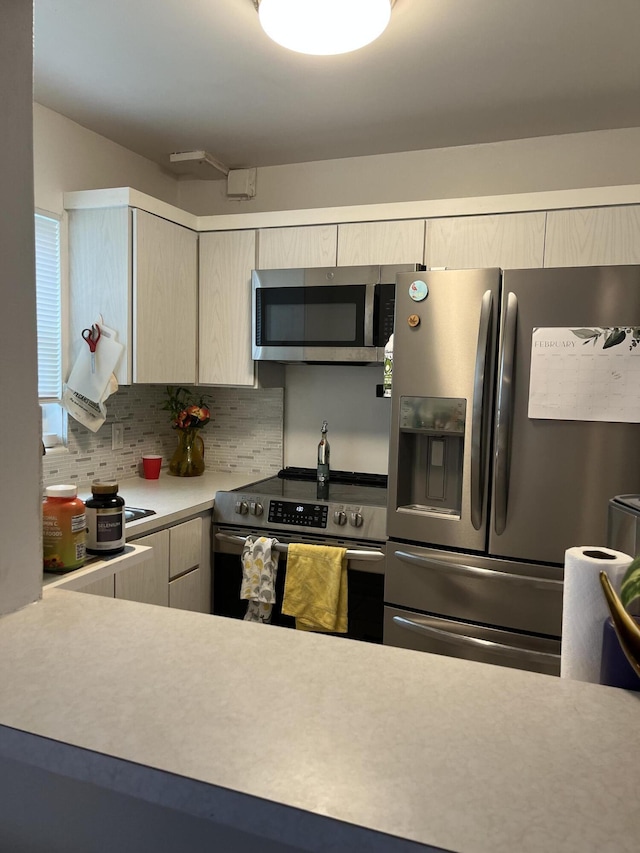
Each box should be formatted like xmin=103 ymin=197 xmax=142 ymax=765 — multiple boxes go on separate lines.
xmin=375 ymin=283 xmax=396 ymax=346
xmin=268 ymin=500 xmax=329 ymax=528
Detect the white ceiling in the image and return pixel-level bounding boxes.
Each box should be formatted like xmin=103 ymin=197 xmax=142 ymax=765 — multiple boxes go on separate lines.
xmin=33 ymin=0 xmax=640 ymax=175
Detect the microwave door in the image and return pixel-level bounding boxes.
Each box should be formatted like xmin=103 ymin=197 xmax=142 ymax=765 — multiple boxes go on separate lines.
xmin=252 ymin=274 xmax=379 ymax=362
xmin=387 ymin=269 xmax=501 ymax=551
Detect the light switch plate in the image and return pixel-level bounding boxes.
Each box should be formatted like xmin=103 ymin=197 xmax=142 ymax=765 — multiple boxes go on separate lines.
xmin=112 ymin=422 xmax=124 ymax=450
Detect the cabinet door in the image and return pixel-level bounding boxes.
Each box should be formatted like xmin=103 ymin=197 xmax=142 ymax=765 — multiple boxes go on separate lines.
xmin=257 ymin=225 xmax=337 ymax=268
xmin=169 ymin=517 xmax=202 ymax=580
xmin=68 ymin=207 xmax=132 ymax=385
xmin=133 ymin=209 xmax=198 ymax=384
xmin=337 ymin=220 xmax=425 ymax=266
xmin=199 ymin=230 xmax=256 ymax=386
xmin=115 ymin=529 xmax=169 ymax=606
xmin=544 ymin=205 xmax=640 ymax=267
xmin=169 ymin=568 xmax=204 ymax=613
xmin=426 ymin=213 xmax=546 ymax=270
xmin=76 ymin=574 xmax=115 ymax=598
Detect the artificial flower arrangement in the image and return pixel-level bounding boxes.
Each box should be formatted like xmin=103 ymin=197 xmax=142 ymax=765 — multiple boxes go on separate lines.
xmin=162 ymin=386 xmax=211 ymax=431
xmin=162 ymin=387 xmax=211 ymax=476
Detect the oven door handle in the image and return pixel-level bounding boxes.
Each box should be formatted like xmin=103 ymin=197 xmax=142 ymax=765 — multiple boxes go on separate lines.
xmin=392 ymin=616 xmax=560 ymax=666
xmin=394 ymin=550 xmax=563 ymax=589
xmin=215 ymin=532 xmax=385 ymax=561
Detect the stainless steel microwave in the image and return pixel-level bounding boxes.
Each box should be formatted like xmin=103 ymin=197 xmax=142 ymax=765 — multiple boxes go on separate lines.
xmin=252 ymin=264 xmax=424 ymax=363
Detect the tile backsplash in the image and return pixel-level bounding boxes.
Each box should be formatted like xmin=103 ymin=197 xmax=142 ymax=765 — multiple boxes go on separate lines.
xmin=42 ymin=385 xmax=284 ymax=491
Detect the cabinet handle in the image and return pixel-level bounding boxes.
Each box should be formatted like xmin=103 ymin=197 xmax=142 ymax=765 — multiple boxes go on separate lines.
xmin=392 ymin=615 xmax=559 ymax=665
xmin=216 ymin=532 xmax=385 ymax=561
xmin=394 ymin=550 xmax=562 ymax=589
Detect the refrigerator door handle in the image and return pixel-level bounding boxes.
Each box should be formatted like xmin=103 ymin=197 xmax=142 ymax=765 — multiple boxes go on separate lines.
xmin=391 ymin=615 xmax=560 ymax=666
xmin=394 ymin=549 xmax=563 ymax=589
xmin=470 ymin=289 xmax=494 ymax=530
xmin=494 ymin=291 xmax=518 ymax=535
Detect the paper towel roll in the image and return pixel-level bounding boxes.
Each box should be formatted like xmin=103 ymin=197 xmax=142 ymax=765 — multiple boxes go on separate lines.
xmin=561 ymin=546 xmax=633 ymax=683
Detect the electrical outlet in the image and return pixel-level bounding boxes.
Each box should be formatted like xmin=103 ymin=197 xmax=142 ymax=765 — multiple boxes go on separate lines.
xmin=111 ymin=422 xmax=124 ymax=450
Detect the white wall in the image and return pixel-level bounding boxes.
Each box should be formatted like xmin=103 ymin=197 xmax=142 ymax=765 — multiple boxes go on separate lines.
xmin=179 ymin=126 xmax=640 ymax=474
xmin=0 ymin=2 xmax=42 ymax=614
xmin=284 ymin=366 xmax=390 ymax=474
xmin=178 ymin=127 xmax=640 ymax=215
xmin=33 ymin=103 xmax=180 ymax=215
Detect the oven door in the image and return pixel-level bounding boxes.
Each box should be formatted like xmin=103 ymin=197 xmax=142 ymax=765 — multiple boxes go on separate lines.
xmin=213 ymin=526 xmax=386 ymax=643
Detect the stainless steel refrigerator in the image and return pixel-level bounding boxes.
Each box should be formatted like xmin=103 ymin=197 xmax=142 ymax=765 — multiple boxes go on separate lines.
xmin=385 ymin=265 xmax=640 ymax=675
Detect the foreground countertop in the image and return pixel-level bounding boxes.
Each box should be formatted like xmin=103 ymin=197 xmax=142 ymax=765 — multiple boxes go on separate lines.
xmin=0 ymin=591 xmax=639 ymax=853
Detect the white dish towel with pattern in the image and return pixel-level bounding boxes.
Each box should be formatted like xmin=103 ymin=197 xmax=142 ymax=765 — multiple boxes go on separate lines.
xmin=241 ymin=536 xmax=279 ymax=623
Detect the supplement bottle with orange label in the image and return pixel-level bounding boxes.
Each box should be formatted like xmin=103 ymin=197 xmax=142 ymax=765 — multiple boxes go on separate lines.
xmin=42 ymin=485 xmax=87 ymax=573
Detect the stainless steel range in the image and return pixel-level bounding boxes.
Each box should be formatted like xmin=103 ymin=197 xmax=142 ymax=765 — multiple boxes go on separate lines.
xmin=212 ymin=468 xmax=388 ymax=643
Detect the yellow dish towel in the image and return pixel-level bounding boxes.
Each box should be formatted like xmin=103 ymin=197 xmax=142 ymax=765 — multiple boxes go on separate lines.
xmin=282 ymin=544 xmax=348 ymax=633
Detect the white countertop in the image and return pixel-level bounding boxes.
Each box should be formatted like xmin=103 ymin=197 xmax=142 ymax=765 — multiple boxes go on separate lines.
xmin=1 ymin=589 xmax=639 ymax=853
xmin=42 ymin=469 xmax=256 ymax=589
xmin=107 ymin=469 xmax=257 ymax=536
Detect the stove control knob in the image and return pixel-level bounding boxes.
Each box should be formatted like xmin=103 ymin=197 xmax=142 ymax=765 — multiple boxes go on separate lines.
xmin=333 ymin=510 xmax=347 ymax=526
xmin=249 ymin=501 xmax=263 ymax=517
xmin=349 ymin=512 xmax=363 ymax=528
xmin=234 ymin=500 xmax=249 ymax=515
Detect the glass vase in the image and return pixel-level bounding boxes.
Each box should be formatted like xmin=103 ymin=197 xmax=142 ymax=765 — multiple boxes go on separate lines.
xmin=169 ymin=428 xmax=205 ymax=477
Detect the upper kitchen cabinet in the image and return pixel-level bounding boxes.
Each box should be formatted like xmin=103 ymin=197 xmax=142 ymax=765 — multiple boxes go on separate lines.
xmin=257 ymin=225 xmax=337 ymax=268
xmin=425 ymin=212 xmax=546 ymax=270
xmin=544 ymin=205 xmax=640 ymax=267
xmin=337 ymin=220 xmax=426 ymax=266
xmin=133 ymin=210 xmax=197 ymax=383
xmin=199 ymin=230 xmax=256 ymax=386
xmin=68 ymin=207 xmax=198 ymax=385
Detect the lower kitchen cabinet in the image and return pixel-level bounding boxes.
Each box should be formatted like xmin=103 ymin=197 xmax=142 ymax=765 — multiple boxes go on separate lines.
xmin=169 ymin=567 xmax=204 ymax=612
xmin=76 ymin=573 xmax=115 ymax=598
xmin=124 ymin=515 xmax=211 ymax=613
xmin=115 ymin=529 xmax=170 ymax=606
xmin=74 ymin=515 xmax=211 ymax=611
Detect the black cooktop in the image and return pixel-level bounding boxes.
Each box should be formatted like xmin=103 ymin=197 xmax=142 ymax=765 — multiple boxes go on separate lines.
xmin=278 ymin=467 xmax=387 ymax=488
xmin=232 ymin=468 xmax=388 ymax=508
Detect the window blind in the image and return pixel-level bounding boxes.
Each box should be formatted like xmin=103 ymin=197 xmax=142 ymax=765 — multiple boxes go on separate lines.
xmin=35 ymin=213 xmax=62 ymax=400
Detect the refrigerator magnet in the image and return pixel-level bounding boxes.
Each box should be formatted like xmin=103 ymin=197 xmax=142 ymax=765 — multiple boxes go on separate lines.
xmin=409 ymin=280 xmax=428 ymax=302
xmin=408 ymin=314 xmax=420 ymax=327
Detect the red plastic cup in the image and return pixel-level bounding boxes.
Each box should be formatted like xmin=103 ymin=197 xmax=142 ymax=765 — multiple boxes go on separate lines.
xmin=142 ymin=455 xmax=162 ymax=479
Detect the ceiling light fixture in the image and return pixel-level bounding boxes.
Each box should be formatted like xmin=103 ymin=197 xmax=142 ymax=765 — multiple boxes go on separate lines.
xmin=255 ymin=0 xmax=394 ymax=56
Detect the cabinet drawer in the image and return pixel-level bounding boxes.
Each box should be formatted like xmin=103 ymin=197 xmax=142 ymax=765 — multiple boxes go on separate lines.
xmin=169 ymin=567 xmax=205 ymax=613
xmin=169 ymin=517 xmax=202 ymax=579
xmin=384 ymin=606 xmax=560 ymax=676
xmin=385 ymin=543 xmax=563 ymax=637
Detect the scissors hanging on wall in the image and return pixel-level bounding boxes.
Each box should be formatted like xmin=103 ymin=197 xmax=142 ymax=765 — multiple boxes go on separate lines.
xmin=82 ymin=323 xmax=101 ymax=373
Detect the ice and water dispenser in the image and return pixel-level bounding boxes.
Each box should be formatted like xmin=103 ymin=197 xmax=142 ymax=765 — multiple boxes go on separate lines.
xmin=394 ymin=396 xmax=466 ymax=518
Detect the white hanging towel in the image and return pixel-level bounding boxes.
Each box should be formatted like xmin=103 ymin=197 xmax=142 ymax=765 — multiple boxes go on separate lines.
xmin=62 ymin=320 xmax=124 ymax=432
xmin=241 ymin=536 xmax=279 ymax=624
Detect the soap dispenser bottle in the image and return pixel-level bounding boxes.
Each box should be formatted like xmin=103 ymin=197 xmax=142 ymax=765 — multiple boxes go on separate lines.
xmin=317 ymin=420 xmax=330 ymax=500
